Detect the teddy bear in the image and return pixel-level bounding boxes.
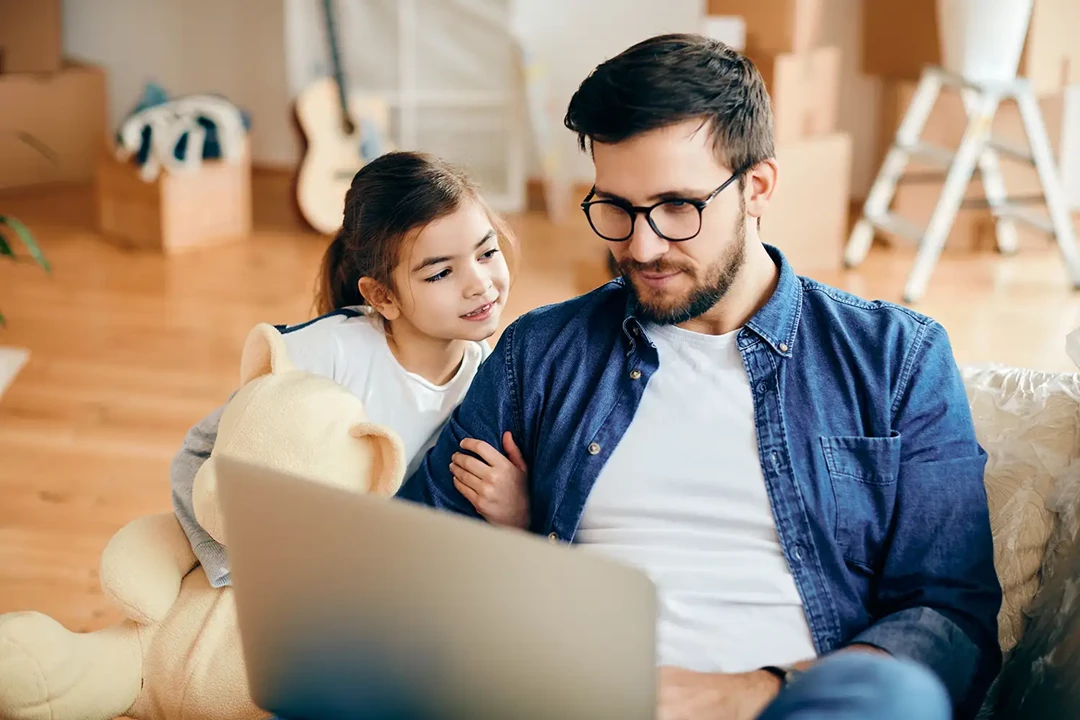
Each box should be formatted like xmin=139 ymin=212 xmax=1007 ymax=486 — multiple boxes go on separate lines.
xmin=0 ymin=323 xmax=406 ymax=720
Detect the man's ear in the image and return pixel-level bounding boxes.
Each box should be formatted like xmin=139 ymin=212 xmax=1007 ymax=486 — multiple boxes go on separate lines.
xmin=358 ymin=277 xmax=401 ymax=322
xmin=239 ymin=323 xmax=294 ymax=386
xmin=743 ymin=158 xmax=780 ymax=221
xmin=350 ymin=422 xmax=407 ymax=495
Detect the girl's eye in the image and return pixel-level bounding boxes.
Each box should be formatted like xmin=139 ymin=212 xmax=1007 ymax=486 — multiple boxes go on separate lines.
xmin=424 ymin=268 xmax=451 ymax=283
xmin=479 ymin=248 xmax=500 ymax=261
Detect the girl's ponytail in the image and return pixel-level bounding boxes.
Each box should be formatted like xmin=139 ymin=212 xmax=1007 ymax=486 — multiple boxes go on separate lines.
xmin=315 ymin=229 xmax=364 ymax=316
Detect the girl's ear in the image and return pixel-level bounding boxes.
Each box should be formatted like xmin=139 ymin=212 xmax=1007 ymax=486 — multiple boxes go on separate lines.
xmin=358 ymin=276 xmax=400 ymax=321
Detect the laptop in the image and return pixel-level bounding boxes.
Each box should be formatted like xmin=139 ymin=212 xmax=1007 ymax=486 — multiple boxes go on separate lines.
xmin=216 ymin=455 xmax=658 ymax=720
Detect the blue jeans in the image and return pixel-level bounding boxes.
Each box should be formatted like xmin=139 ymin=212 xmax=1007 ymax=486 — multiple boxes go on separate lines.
xmin=758 ymin=652 xmax=952 ymax=720
xmin=267 ymin=653 xmax=952 ymax=720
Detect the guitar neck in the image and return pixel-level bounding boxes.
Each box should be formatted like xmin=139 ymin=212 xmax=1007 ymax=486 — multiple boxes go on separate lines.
xmin=321 ymin=0 xmax=353 ymax=132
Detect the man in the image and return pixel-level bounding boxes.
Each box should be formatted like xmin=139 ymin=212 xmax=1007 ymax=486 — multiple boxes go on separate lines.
xmin=397 ymin=34 xmax=1002 ymax=720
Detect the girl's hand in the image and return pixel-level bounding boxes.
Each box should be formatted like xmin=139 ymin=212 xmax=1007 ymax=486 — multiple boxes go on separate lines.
xmin=451 ymin=431 xmax=529 ymax=529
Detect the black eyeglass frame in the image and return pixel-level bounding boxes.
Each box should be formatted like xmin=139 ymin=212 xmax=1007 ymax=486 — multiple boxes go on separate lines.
xmin=580 ymin=168 xmax=747 ymax=242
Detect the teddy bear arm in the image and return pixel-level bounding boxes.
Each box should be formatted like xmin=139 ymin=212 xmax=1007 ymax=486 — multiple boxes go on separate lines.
xmin=100 ymin=512 xmax=199 ymax=625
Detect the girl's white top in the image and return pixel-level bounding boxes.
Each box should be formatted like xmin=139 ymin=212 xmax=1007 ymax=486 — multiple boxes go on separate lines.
xmin=170 ymin=307 xmax=490 ymax=587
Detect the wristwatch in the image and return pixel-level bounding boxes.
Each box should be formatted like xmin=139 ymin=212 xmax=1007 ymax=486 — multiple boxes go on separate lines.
xmin=761 ymin=664 xmax=802 ymax=688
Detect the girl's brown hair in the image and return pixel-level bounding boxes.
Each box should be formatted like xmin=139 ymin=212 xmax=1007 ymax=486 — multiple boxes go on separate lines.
xmin=315 ymin=151 xmax=517 ymax=316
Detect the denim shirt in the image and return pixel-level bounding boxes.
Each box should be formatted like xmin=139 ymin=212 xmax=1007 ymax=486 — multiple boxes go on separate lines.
xmin=396 ymin=244 xmax=1002 ymax=717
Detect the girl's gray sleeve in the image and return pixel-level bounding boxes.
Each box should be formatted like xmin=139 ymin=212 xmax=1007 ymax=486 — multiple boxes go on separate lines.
xmin=169 ymin=403 xmax=232 ymax=587
xmin=171 ymin=320 xmax=340 ymax=587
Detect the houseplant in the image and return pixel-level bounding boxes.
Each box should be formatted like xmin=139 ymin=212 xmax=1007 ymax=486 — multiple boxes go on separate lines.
xmin=0 ymin=215 xmax=50 ymax=326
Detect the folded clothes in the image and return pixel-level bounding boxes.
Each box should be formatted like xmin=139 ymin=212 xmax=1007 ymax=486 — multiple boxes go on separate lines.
xmin=116 ymin=81 xmax=252 ymax=182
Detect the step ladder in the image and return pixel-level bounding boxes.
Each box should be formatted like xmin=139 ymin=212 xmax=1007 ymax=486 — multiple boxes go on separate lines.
xmin=844 ymin=65 xmax=1080 ymax=303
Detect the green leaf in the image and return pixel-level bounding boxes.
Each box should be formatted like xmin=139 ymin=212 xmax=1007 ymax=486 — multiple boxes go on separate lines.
xmin=0 ymin=309 xmax=5 ymax=327
xmin=0 ymin=230 xmax=12 ymax=258
xmin=0 ymin=216 xmax=49 ymax=272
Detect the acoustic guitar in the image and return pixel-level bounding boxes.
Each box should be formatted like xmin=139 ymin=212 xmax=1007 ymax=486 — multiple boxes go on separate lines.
xmin=295 ymin=0 xmax=391 ymax=235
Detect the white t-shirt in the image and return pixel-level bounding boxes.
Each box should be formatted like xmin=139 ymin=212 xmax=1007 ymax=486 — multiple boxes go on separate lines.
xmin=280 ymin=308 xmax=490 ymax=478
xmin=574 ymin=322 xmax=817 ymax=673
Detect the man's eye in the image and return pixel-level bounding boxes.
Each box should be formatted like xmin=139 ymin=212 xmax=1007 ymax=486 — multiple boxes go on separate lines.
xmin=662 ymin=200 xmax=697 ymax=214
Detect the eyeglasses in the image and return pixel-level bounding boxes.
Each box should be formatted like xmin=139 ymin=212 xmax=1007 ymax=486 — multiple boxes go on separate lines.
xmin=580 ymin=170 xmax=744 ymax=242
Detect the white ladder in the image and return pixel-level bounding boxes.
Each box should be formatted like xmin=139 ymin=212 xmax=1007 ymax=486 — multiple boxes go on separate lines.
xmin=844 ymin=65 xmax=1080 ymax=303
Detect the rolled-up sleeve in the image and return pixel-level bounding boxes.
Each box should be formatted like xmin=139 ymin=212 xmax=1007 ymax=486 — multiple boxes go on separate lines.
xmin=850 ymin=321 xmax=1002 ymax=717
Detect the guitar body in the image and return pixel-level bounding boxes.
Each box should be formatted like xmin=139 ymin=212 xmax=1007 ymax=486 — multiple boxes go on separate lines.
xmin=295 ymin=76 xmax=391 ymax=235
xmin=295 ymin=0 xmax=393 ymax=235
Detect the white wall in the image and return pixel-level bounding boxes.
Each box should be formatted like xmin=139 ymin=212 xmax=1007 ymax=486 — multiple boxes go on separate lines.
xmin=61 ymin=0 xmax=706 ymax=184
xmin=285 ymin=0 xmax=524 ymax=205
xmin=508 ymin=0 xmax=707 ymax=183
xmin=60 ymin=0 xmax=892 ymax=199
xmin=283 ymin=0 xmax=706 ymax=186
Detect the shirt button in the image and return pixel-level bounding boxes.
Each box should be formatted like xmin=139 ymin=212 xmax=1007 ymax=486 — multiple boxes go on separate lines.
xmin=588 ymin=442 xmax=601 ymax=455
xmin=779 ymin=342 xmax=789 ymax=353
xmin=793 ymin=545 xmax=803 ymax=561
xmin=629 ymin=369 xmax=642 ymax=380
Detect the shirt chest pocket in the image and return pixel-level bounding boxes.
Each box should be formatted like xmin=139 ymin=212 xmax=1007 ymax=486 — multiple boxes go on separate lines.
xmin=819 ymin=433 xmax=902 ymax=570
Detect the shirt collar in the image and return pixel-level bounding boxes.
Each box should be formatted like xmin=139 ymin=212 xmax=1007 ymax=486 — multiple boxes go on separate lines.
xmin=621 ymin=244 xmax=801 ymax=357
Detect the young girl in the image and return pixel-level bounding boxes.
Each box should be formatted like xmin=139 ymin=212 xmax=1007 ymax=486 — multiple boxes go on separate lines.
xmin=171 ymin=151 xmax=529 ymax=588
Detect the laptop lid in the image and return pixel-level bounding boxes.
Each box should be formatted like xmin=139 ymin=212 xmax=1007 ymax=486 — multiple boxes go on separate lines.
xmin=217 ymin=455 xmax=658 ymax=720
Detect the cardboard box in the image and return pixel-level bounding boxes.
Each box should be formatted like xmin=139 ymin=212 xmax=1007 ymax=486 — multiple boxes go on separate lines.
xmin=888 ymin=183 xmax=993 ymax=253
xmin=0 ymin=63 xmax=107 ymax=190
xmin=863 ymin=0 xmax=1080 ymax=96
xmin=97 ymin=139 xmax=253 ymax=253
xmin=749 ymin=46 xmax=840 ymax=144
xmin=707 ymin=0 xmax=822 ymax=55
xmin=762 ymin=133 xmax=853 ymax=276
xmin=861 ymin=0 xmax=939 ymax=81
xmin=878 ymin=81 xmax=1066 ymax=173
xmin=0 ymin=0 xmax=62 ymax=74
xmin=874 ymin=80 xmax=986 ymax=251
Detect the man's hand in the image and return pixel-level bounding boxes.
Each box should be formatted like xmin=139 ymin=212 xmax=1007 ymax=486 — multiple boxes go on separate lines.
xmin=450 ymin=431 xmax=530 ymax=529
xmin=658 ymin=646 xmax=888 ymax=720
xmin=658 ymin=667 xmax=780 ymax=720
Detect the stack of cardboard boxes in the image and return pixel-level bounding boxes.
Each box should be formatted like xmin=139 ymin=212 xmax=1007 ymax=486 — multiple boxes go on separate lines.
xmin=0 ymin=0 xmax=251 ymax=253
xmin=707 ymin=0 xmax=852 ymax=278
xmin=863 ymin=0 xmax=1080 ymax=253
xmin=0 ymin=0 xmax=107 ymax=191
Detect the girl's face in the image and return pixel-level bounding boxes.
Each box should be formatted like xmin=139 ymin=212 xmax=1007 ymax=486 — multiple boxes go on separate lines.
xmin=385 ymin=199 xmax=511 ymax=342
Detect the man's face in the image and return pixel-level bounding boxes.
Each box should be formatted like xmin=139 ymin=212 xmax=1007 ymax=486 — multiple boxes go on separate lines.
xmin=590 ymin=119 xmax=748 ymax=326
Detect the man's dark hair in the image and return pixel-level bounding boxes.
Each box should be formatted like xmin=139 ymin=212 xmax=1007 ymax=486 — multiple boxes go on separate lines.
xmin=564 ymin=33 xmax=774 ymax=176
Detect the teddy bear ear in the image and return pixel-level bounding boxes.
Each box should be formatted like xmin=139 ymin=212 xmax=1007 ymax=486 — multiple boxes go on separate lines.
xmin=239 ymin=323 xmax=295 ymax=386
xmin=351 ymin=422 xmax=407 ymax=496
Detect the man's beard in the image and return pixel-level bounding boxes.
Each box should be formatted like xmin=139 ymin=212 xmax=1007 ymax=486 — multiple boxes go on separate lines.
xmin=616 ymin=209 xmax=747 ymax=326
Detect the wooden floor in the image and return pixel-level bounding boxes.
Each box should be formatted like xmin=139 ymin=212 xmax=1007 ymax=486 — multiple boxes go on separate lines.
xmin=2 ymin=176 xmax=1079 ymax=633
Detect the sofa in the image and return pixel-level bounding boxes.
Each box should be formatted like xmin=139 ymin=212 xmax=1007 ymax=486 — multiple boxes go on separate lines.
xmin=962 ymin=357 xmax=1080 ymax=718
